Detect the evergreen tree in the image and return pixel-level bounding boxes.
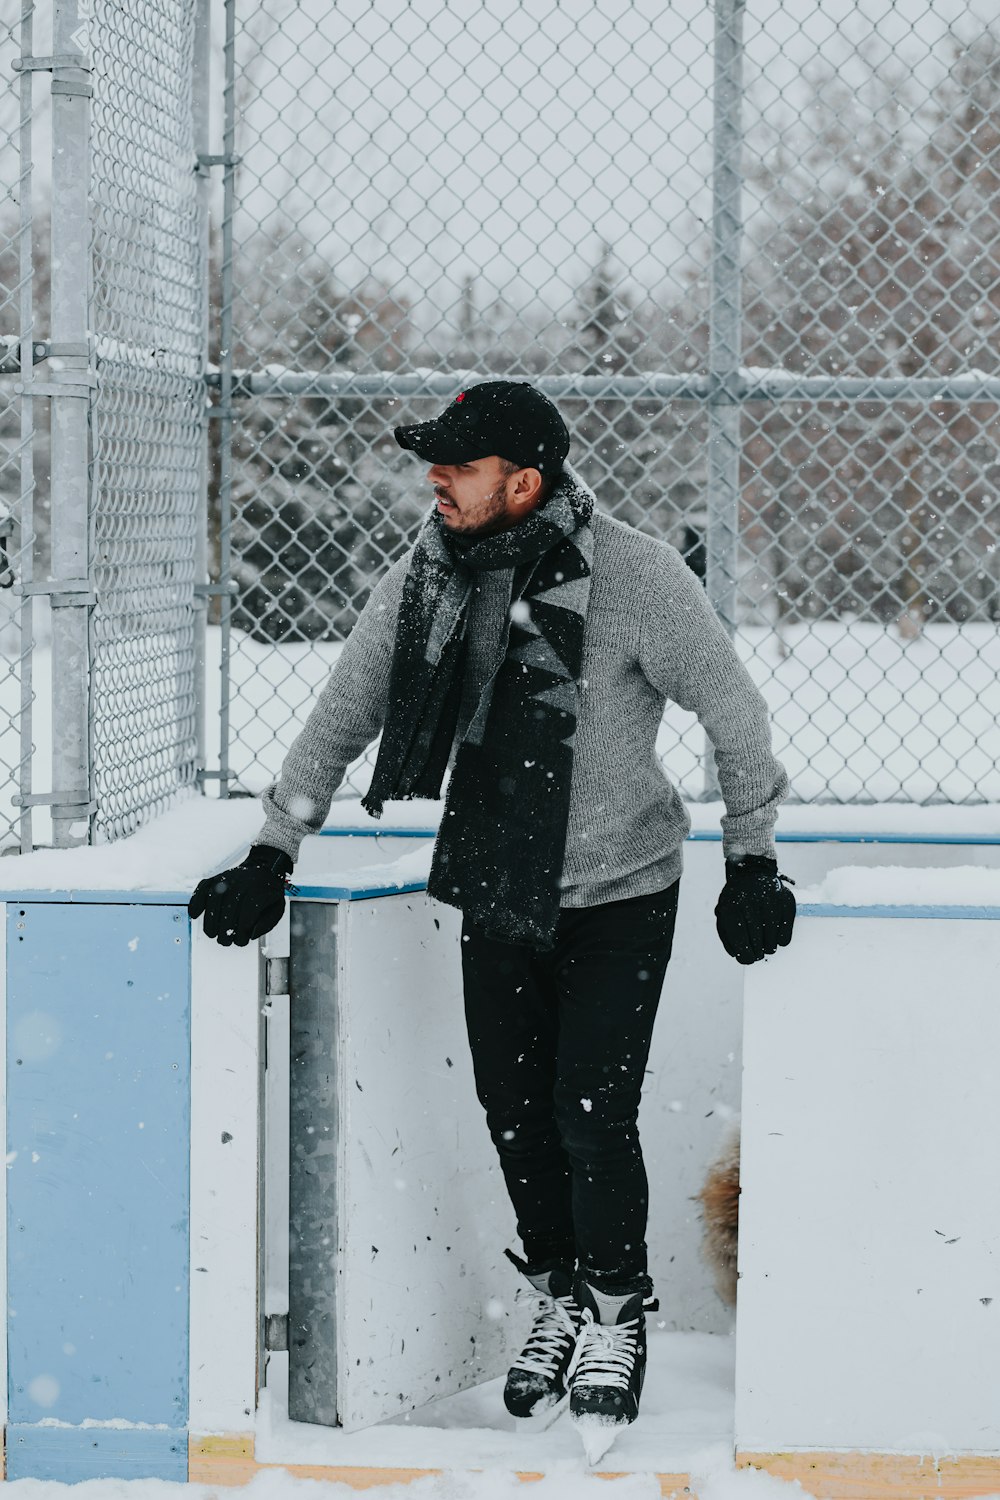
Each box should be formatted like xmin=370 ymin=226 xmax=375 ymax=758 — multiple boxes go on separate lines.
xmin=219 ymin=225 xmax=423 ymax=642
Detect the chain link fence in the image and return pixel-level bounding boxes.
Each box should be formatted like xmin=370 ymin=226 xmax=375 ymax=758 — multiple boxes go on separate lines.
xmin=88 ymin=0 xmax=205 ymax=841
xmin=212 ymin=0 xmax=1000 ymax=810
xmin=0 ymin=0 xmax=205 ymax=851
xmin=0 ymin=6 xmax=39 ymax=852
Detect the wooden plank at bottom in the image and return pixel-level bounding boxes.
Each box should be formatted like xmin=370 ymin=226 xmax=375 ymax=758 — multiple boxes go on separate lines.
xmin=188 ymin=1436 xmax=696 ymax=1493
xmin=738 ymin=1451 xmax=1000 ymax=1499
xmin=197 ymin=1436 xmax=1000 ymax=1497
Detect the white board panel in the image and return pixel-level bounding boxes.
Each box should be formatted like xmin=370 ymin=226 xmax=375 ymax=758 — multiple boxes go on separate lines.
xmin=648 ymin=836 xmax=1000 ymax=1336
xmin=735 ymin=914 xmax=1000 ymax=1454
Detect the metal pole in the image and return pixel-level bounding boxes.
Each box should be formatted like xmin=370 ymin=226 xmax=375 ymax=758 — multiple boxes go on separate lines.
xmin=200 ymin=367 xmax=1000 ymax=405
xmin=287 ymin=900 xmax=341 ymax=1427
xmin=49 ymin=0 xmax=94 ymax=846
xmin=218 ymin=0 xmax=237 ymax=798
xmin=704 ymin=0 xmax=745 ymax=799
xmin=192 ymin=0 xmax=212 ymax=794
xmin=15 ymin=0 xmax=36 ymax=853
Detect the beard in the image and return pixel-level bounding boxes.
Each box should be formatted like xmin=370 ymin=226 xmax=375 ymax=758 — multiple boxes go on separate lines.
xmin=439 ymin=477 xmax=510 ymax=536
xmin=468 ymin=478 xmax=511 ymax=535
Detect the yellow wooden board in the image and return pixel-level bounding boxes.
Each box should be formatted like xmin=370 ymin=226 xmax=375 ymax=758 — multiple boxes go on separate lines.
xmin=187 ymin=1436 xmax=1000 ymax=1497
xmin=737 ymin=1450 xmax=1000 ymax=1499
xmin=188 ymin=1436 xmax=696 ymax=1493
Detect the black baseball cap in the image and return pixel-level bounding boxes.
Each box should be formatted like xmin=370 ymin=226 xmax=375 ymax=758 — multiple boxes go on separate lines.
xmin=394 ymin=380 xmax=570 ymax=479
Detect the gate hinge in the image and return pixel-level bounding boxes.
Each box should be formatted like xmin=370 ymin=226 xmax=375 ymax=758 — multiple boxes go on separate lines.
xmin=264 ymin=1313 xmax=289 ymax=1352
xmin=264 ymin=956 xmax=289 ymax=997
xmin=194 ymin=152 xmax=243 ymax=177
xmin=15 ymin=368 xmax=99 ymax=399
xmin=37 ymin=341 xmax=91 ymax=360
xmin=16 ymin=580 xmax=97 ymax=608
xmin=12 ymin=54 xmax=93 ymax=72
xmin=194 ymin=581 xmax=238 ymax=597
xmin=12 ymin=790 xmax=97 ymax=814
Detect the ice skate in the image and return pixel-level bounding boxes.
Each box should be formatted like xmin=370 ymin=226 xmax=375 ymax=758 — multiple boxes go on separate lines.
xmin=503 ymin=1251 xmax=581 ymax=1425
xmin=568 ymin=1275 xmax=648 ymax=1463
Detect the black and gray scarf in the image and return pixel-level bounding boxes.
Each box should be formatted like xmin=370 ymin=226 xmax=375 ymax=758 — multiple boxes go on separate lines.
xmin=362 ymin=465 xmax=595 ymax=948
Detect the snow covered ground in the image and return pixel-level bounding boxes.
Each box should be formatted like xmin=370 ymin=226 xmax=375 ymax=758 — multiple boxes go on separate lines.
xmin=257 ymin=1335 xmax=733 ymax=1474
xmin=218 ymin=618 xmax=1000 ymax=806
xmin=2 ymin=615 xmax=998 ymax=850
xmin=5 ymin=1452 xmax=1000 ymax=1499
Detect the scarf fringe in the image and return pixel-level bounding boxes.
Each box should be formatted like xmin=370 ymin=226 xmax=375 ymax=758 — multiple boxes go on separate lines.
xmin=363 ymin=787 xmax=443 ymax=820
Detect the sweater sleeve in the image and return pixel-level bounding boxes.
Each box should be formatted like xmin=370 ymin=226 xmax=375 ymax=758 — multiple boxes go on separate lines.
xmin=638 ymin=543 xmax=789 ymax=861
xmin=253 ymin=553 xmax=409 ymax=861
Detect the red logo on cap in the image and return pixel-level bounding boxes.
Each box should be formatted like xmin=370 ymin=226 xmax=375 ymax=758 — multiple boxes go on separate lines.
xmin=456 ymin=392 xmax=465 ymax=402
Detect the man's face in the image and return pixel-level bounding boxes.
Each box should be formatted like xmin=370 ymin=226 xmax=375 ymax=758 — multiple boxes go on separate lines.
xmin=427 ymin=456 xmax=522 ymax=536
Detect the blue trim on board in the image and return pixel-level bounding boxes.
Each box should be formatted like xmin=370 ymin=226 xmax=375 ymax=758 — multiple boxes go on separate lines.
xmin=1 ymin=888 xmax=188 ymax=905
xmin=2 ymin=828 xmax=995 ymax=910
xmin=687 ymin=830 xmax=1000 ymax=845
xmin=293 ymin=889 xmax=1000 ymax=913
xmin=800 ymin=902 xmax=1000 ymax=920
xmin=322 ymin=826 xmax=1000 ymax=846
xmin=5 ymin=1424 xmax=187 ymax=1483
xmin=317 ymin=827 xmax=437 ymax=839
xmin=292 ymin=880 xmax=428 ymax=901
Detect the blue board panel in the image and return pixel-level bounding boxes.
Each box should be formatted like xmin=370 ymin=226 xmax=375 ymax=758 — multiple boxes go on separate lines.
xmin=6 ymin=1423 xmax=187 ymax=1482
xmin=6 ymin=903 xmax=190 ymax=1465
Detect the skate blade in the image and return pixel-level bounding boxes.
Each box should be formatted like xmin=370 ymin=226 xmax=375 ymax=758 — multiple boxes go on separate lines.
xmin=573 ymin=1413 xmax=623 ymax=1466
xmin=511 ymin=1392 xmax=569 ymax=1432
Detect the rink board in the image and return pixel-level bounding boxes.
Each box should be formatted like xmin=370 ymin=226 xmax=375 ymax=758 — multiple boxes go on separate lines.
xmin=736 ymin=895 xmax=1000 ymax=1459
xmin=1 ymin=821 xmax=1000 ymax=1484
xmin=5 ymin=901 xmax=190 ymax=1480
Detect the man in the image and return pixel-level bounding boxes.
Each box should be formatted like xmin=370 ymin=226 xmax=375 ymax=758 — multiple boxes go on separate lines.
xmin=189 ymin=380 xmax=795 ymax=1436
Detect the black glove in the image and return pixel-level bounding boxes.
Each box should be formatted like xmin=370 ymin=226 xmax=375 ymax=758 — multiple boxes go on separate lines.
xmin=715 ymin=854 xmax=796 ymax=965
xmin=188 ymin=843 xmax=294 ymax=947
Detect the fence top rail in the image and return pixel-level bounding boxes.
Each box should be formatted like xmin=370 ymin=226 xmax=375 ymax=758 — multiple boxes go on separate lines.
xmin=5 ymin=342 xmax=997 ymax=405
xmin=199 ymin=365 xmax=1000 ymax=405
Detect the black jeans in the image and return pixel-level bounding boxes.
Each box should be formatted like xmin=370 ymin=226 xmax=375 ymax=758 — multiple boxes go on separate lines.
xmin=460 ymin=880 xmax=679 ymax=1285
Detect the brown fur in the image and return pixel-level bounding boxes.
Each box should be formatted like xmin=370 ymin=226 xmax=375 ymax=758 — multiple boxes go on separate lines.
xmin=696 ymin=1128 xmax=741 ymax=1307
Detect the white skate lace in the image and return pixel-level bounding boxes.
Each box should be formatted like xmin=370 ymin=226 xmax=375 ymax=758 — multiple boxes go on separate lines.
xmin=567 ymin=1307 xmax=639 ymax=1391
xmin=510 ymin=1288 xmax=579 ymax=1379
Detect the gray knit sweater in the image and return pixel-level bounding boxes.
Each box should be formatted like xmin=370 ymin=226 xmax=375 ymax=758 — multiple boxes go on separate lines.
xmin=256 ymin=501 xmax=789 ymax=906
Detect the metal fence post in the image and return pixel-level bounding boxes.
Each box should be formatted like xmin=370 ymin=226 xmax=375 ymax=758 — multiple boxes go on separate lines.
xmin=192 ymin=0 xmax=212 ymax=794
xmin=48 ymin=0 xmax=95 ymax=847
xmin=705 ymin=0 xmax=745 ymax=799
xmin=14 ymin=0 xmax=37 ymax=853
xmin=217 ymin=0 xmax=237 ymax=799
